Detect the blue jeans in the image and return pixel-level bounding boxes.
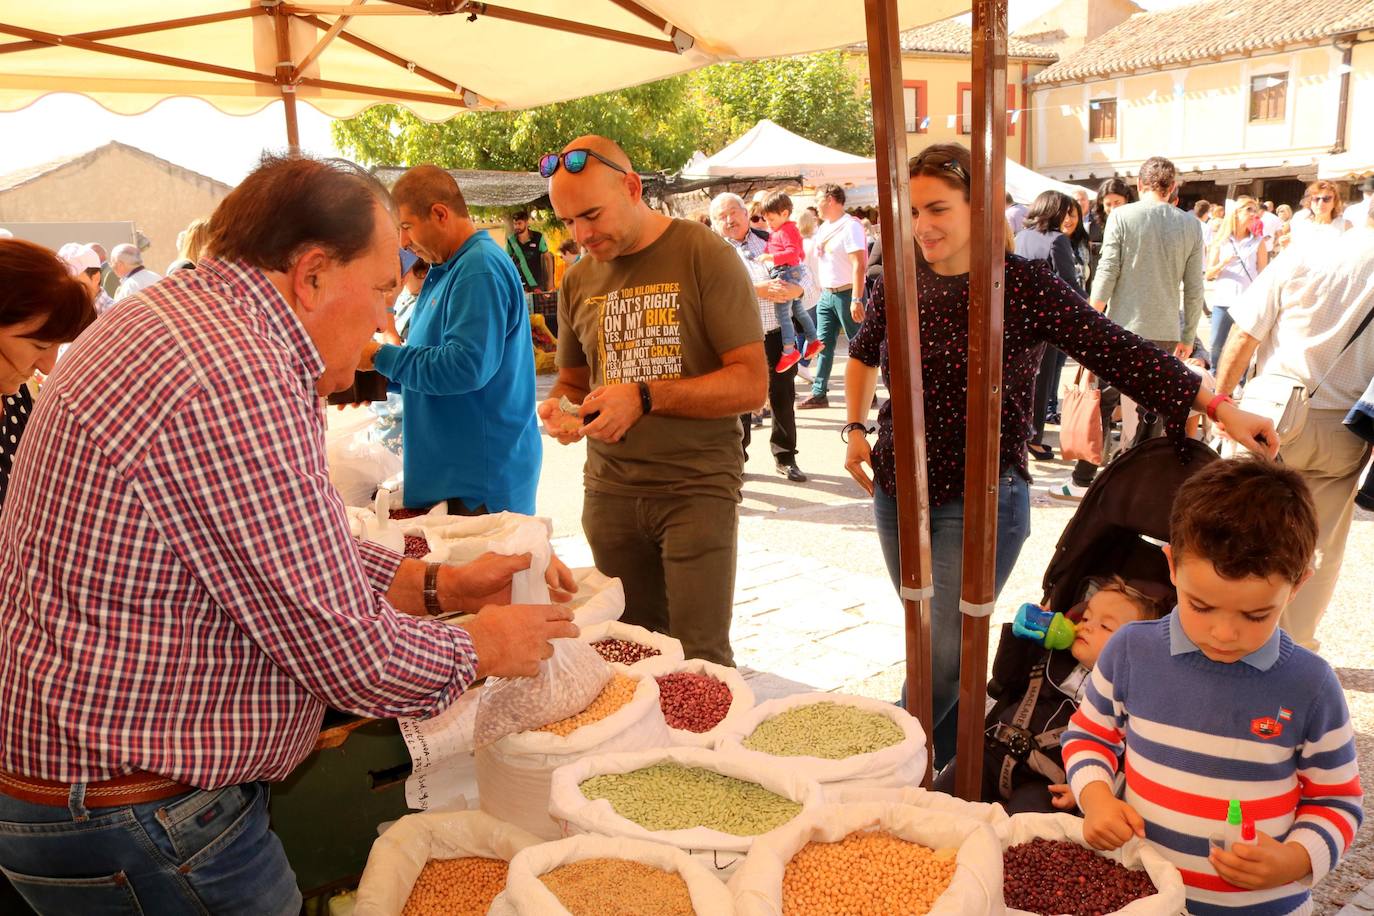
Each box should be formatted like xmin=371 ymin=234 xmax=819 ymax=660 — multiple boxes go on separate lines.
xmin=772 ymin=298 xmax=818 ymax=351
xmin=811 ymin=289 xmax=861 ymax=397
xmin=0 ymin=781 xmax=299 ymax=915
xmin=1209 ymin=304 xmax=1236 ymax=375
xmin=873 ymin=475 xmax=1031 ymax=770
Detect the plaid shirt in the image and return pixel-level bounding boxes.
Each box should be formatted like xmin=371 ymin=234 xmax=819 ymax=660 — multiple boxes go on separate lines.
xmin=0 ymin=259 xmax=477 ymax=788
xmin=723 ymin=230 xmax=820 ymax=332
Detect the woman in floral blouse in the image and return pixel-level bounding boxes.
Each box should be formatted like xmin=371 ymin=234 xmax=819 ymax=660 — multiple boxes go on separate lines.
xmin=841 ymin=143 xmax=1278 ymax=768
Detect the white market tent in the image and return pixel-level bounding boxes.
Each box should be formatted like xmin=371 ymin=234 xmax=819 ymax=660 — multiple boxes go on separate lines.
xmin=848 ymin=155 xmax=1094 ymax=207
xmin=683 ymin=118 xmax=877 ymax=187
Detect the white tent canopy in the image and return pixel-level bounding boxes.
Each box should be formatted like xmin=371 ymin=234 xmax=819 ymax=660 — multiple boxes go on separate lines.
xmin=682 ymin=118 xmax=876 ymax=187
xmin=843 ymin=158 xmax=1095 ymax=208
xmin=0 ymin=1 xmax=962 ymax=122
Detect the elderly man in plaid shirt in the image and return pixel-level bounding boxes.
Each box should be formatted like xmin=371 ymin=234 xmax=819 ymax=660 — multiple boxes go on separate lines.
xmin=0 ymin=155 xmax=577 ymax=914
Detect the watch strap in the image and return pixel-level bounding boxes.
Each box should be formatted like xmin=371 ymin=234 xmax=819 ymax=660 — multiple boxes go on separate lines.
xmin=423 ymin=562 xmax=442 ymax=616
xmin=637 ymin=380 xmax=653 ymax=416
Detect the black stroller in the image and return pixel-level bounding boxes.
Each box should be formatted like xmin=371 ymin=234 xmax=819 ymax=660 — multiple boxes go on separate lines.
xmin=937 ymin=437 xmax=1219 ymax=811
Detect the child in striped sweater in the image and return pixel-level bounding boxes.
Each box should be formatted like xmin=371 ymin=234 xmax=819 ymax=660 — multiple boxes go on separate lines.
xmin=1061 ymin=459 xmax=1362 ymax=916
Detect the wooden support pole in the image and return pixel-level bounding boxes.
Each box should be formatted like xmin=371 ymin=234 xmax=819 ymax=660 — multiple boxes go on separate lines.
xmin=863 ymin=0 xmax=936 ymax=784
xmin=273 ymin=6 xmax=300 ymax=152
xmin=954 ymin=0 xmax=1008 ymax=802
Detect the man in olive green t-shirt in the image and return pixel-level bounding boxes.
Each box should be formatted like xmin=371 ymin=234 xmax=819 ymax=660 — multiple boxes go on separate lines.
xmin=539 ymin=135 xmax=767 ymax=665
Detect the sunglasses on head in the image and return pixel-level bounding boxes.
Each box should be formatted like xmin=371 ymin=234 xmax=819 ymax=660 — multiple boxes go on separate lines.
xmin=910 ymin=155 xmax=970 ymax=187
xmin=538 ymin=148 xmax=630 ymax=179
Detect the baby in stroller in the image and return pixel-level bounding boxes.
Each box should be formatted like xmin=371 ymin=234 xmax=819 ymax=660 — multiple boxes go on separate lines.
xmin=934 ymin=435 xmax=1220 ymax=812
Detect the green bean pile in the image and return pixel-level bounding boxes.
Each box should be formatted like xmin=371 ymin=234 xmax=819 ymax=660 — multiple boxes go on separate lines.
xmin=742 ymin=702 xmax=905 ymax=760
xmin=579 ymin=763 xmax=802 ymax=835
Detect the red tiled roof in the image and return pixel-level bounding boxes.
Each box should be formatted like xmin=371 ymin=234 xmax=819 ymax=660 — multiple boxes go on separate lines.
xmin=852 ymin=16 xmax=1060 ymax=61
xmin=1035 ymin=0 xmax=1374 ymax=84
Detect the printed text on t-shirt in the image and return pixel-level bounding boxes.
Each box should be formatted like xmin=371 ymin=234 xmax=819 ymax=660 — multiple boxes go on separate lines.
xmin=597 ymin=283 xmax=683 ymax=383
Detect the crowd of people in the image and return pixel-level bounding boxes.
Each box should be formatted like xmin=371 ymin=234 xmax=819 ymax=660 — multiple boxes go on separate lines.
xmin=0 ymin=133 xmax=1369 ymax=914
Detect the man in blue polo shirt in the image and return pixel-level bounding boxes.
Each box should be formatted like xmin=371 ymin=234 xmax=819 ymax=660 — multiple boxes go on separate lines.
xmin=362 ymin=164 xmax=541 ymax=514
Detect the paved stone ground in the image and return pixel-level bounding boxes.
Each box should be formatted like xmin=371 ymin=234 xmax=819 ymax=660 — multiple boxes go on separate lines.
xmin=536 ymin=346 xmax=1374 ymax=913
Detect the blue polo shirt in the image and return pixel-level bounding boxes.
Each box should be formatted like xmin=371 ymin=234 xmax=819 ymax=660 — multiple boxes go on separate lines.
xmin=374 ymin=230 xmax=541 ymax=512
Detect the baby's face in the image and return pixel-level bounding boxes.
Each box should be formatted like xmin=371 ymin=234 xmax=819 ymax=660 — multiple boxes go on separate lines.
xmin=1070 ymin=590 xmax=1145 ymax=668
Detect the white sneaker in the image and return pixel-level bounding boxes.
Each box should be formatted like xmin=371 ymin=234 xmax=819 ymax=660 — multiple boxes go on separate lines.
xmin=1046 ymin=481 xmax=1089 ymax=502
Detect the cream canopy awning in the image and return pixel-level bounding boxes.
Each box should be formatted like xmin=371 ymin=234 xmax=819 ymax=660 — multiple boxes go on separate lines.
xmin=0 ymin=1 xmax=962 ymax=124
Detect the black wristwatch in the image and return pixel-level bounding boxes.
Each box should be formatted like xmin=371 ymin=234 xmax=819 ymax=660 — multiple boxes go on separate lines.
xmin=637 ymin=380 xmax=653 ymax=416
xmin=423 ymin=562 xmax=443 ymax=616
xmin=841 ymin=421 xmax=874 ymax=441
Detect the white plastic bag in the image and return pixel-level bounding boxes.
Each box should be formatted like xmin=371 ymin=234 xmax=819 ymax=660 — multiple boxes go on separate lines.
xmin=636 ymin=657 xmax=755 ymax=749
xmin=999 ymin=812 xmax=1187 ymax=916
xmin=353 ymin=810 xmax=540 ymax=916
xmin=477 ymin=669 xmax=671 ymax=840
xmin=474 ymin=640 xmax=613 ymax=749
xmin=717 ymin=691 xmax=927 ymax=789
xmin=578 ymin=620 xmax=686 ymax=670
xmin=344 ymin=506 xmax=406 ymax=556
xmin=729 ymin=802 xmax=1005 ymax=916
xmin=826 ymin=785 xmax=1012 ymax=829
xmin=490 ymin=834 xmax=735 ymax=916
xmin=564 ymin=567 xmax=625 ymax=628
xmin=328 ymin=429 xmax=402 ymax=507
xmin=548 ymin=746 xmax=822 ymax=877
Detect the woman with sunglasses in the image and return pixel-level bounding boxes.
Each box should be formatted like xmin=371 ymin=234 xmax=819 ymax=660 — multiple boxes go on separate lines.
xmin=1289 ymin=180 xmax=1351 ymax=245
xmin=841 ymin=142 xmax=1278 ymax=768
xmin=1204 ymin=196 xmax=1268 ymax=371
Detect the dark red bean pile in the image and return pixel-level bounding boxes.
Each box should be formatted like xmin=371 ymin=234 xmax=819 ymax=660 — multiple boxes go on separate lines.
xmin=656 ymin=672 xmax=732 ymax=732
xmin=591 ymin=638 xmax=661 ymax=665
xmin=404 ymin=535 xmax=430 ymax=558
xmin=390 ymin=507 xmax=428 ymax=520
xmin=1003 ymin=838 xmax=1156 ymax=916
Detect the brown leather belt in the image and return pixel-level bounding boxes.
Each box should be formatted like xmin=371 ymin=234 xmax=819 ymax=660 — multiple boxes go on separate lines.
xmin=0 ymin=769 xmax=194 ymax=808
xmin=822 ymin=284 xmax=853 ymax=294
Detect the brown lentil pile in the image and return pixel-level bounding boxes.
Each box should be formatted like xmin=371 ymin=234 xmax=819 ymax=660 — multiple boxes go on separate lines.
xmin=400 ymin=856 xmax=508 ymax=916
xmin=535 ymin=673 xmax=638 ymax=736
xmin=403 ymin=534 xmax=430 ymax=558
xmin=592 ymin=637 xmax=661 ymax=665
xmin=656 ymin=672 xmax=732 ymax=732
xmin=1003 ymin=838 xmax=1157 ymax=915
xmin=782 ymin=830 xmax=956 ymax=916
xmin=539 ymin=857 xmax=694 ymax=916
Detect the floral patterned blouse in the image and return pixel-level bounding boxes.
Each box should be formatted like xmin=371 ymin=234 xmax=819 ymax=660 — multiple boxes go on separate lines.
xmin=849 ymin=255 xmax=1201 ymax=506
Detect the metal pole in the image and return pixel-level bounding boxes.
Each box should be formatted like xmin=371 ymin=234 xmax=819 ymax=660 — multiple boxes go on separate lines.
xmin=863 ymin=0 xmax=936 ymax=785
xmin=954 ymin=0 xmax=1008 ymax=802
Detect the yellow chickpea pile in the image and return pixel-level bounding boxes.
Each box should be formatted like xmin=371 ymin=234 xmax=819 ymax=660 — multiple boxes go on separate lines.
xmin=400 ymin=856 xmax=509 ymax=916
xmin=540 ymin=857 xmax=695 ymax=916
xmin=535 ymin=673 xmax=637 ymax=737
xmin=782 ymin=830 xmax=957 ymax=916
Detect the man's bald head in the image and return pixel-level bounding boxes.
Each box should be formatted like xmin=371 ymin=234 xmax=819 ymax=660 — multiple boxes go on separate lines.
xmin=560 ymin=135 xmax=633 ymax=182
xmin=393 ymin=164 xmax=469 ymax=220
xmin=549 ymin=134 xmax=655 ymax=262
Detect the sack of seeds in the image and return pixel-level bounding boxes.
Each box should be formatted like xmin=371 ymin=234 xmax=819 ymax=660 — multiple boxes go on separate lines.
xmin=730 ymin=801 xmax=1005 ymax=916
xmin=717 ymin=692 xmax=927 ymax=789
xmin=490 ymin=834 xmax=734 ymax=916
xmin=635 ymin=657 xmax=755 ymax=749
xmin=419 ymin=512 xmax=554 ymax=603
xmin=564 ymin=567 xmax=625 ymax=629
xmin=827 ymin=784 xmax=1013 ymax=826
xmin=474 ymin=639 xmax=613 ymax=749
xmin=548 ymin=746 xmax=822 ymax=877
xmin=354 ymin=810 xmax=540 ymax=916
xmin=999 ymin=812 xmax=1186 ymax=916
xmin=477 ymin=667 xmax=670 ymax=840
xmin=578 ymin=621 xmax=685 ymax=671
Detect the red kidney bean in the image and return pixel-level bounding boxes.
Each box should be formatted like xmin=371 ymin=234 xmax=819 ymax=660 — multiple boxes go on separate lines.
xmin=1003 ymin=838 xmax=1156 ymax=915
xmin=403 ymin=535 xmax=430 ymax=558
xmin=390 ymin=507 xmax=429 ymax=520
xmin=591 ymin=638 xmax=661 ymax=666
xmin=655 ymin=672 xmax=733 ymax=733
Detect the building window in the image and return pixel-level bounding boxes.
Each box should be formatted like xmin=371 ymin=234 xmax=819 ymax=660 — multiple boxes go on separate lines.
xmin=1249 ymin=73 xmax=1287 ymax=121
xmin=903 ymin=80 xmax=928 ymax=134
xmin=958 ymin=83 xmax=972 ymax=134
xmin=1089 ymin=98 xmax=1117 ymax=141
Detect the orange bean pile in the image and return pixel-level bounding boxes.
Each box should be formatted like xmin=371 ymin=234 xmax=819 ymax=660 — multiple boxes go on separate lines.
xmin=535 ymin=673 xmax=637 ymax=736
xmin=782 ymin=830 xmax=957 ymax=916
xmin=400 ymin=856 xmax=509 ymax=916
xmin=540 ymin=857 xmax=694 ymax=916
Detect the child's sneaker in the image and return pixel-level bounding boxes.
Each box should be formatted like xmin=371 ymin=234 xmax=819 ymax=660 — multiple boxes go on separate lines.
xmin=775 ymin=348 xmax=803 ymax=373
xmin=802 ymin=339 xmax=824 ymax=360
xmin=1046 ymin=481 xmax=1089 ymax=502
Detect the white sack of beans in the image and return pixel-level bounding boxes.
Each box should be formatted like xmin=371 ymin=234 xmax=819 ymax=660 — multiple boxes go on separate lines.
xmin=477 ymin=668 xmax=670 ymax=841
xmin=716 ymin=691 xmax=927 ymax=789
xmin=489 ymin=834 xmax=734 ymax=916
xmin=549 ymin=746 xmax=823 ymax=878
xmin=416 ymin=512 xmax=554 ymax=603
xmin=729 ymin=801 xmax=1005 ymax=916
xmin=345 ymin=505 xmax=406 ymax=556
xmin=635 ymin=656 xmax=754 ymax=749
xmin=999 ymin=812 xmax=1186 ymax=916
xmin=353 ymin=809 xmax=540 ymax=916
xmin=578 ymin=620 xmax=685 ymax=671
xmin=564 ymin=567 xmax=626 ymax=629
xmin=827 ymin=784 xmax=1012 ymax=829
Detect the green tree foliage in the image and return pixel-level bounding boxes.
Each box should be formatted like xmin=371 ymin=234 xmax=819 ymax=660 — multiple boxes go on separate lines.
xmin=331 ymin=51 xmax=872 ymax=170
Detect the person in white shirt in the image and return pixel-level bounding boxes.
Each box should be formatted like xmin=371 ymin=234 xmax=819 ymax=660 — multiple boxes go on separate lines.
xmin=798 ymin=183 xmax=868 ymax=410
xmin=110 ymin=243 xmax=163 ymax=301
xmin=1343 ymin=177 xmax=1374 ymax=232
xmin=1258 ymin=200 xmax=1282 ymax=254
xmin=1288 ymin=180 xmax=1352 ymax=246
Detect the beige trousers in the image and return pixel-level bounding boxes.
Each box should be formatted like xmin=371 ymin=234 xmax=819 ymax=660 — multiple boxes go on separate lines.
xmin=1277 ymin=408 xmax=1370 ymax=650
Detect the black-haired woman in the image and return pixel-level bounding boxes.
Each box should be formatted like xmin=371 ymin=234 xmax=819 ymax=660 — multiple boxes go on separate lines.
xmin=841 ymin=143 xmax=1277 ymax=768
